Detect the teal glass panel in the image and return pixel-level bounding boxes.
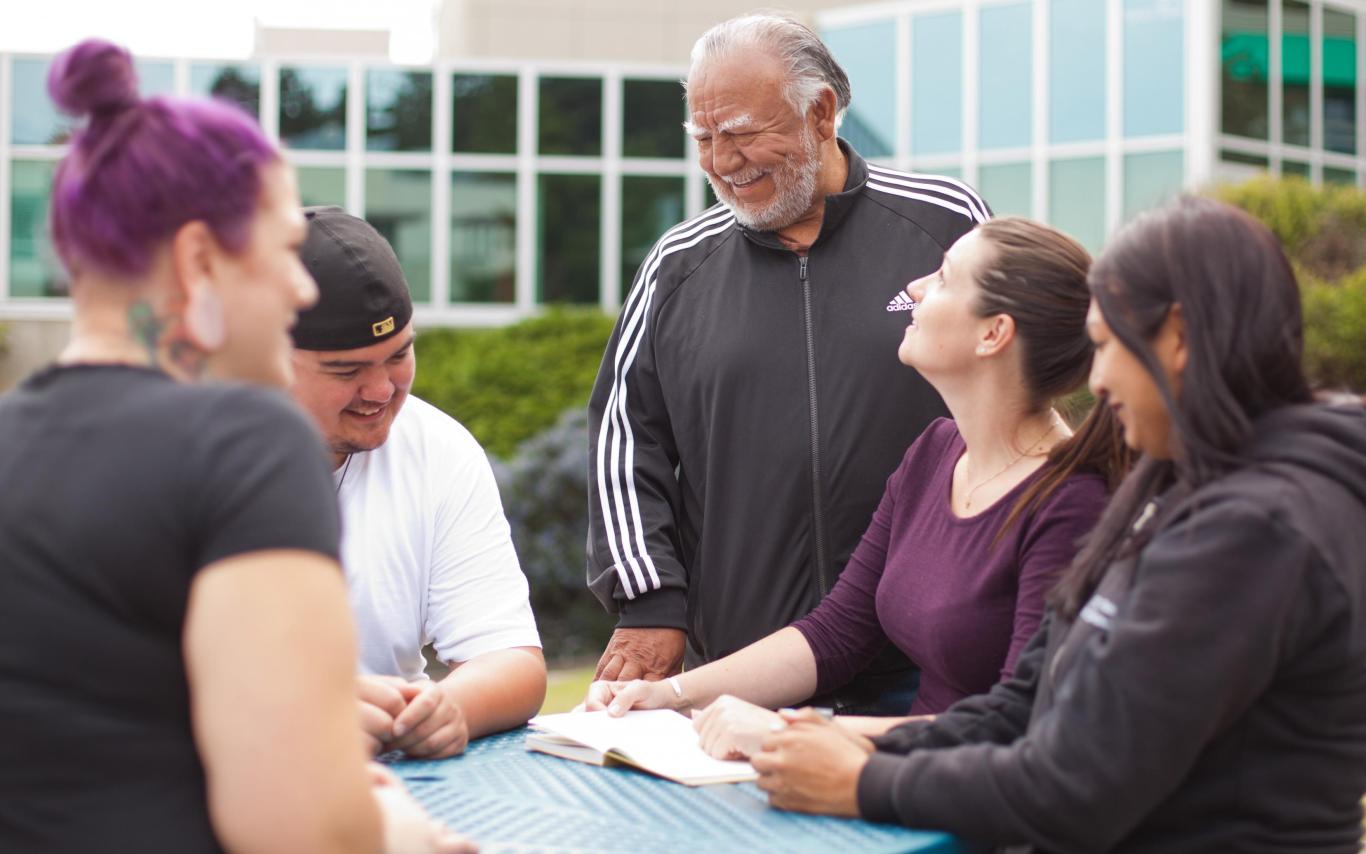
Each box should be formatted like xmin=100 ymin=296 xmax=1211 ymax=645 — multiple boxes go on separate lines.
xmin=1049 ymin=157 xmax=1106 ymax=253
xmin=1222 ymin=0 xmax=1269 ymax=139
xmin=823 ymin=21 xmax=896 ymax=157
xmin=365 ymin=169 xmax=432 ymax=303
xmin=1050 ymin=0 xmax=1106 ymax=143
xmin=1124 ymin=0 xmax=1184 ymax=137
xmin=1283 ymin=1 xmax=1310 ymax=146
xmin=979 ymin=2 xmax=1032 ymax=150
xmin=191 ymin=63 xmax=260 ymax=118
xmin=539 ymin=77 xmax=601 ymax=156
xmin=11 ymin=59 xmax=71 ymax=145
xmin=135 ymin=61 xmax=174 ymax=97
xmin=977 ymin=162 xmax=1031 ymax=218
xmin=1324 ymin=8 xmax=1356 ymax=154
xmin=367 ymin=70 xmax=433 ymax=152
xmin=1122 ymin=150 xmax=1184 ymax=222
xmin=621 ymin=176 xmax=685 ymax=302
xmin=537 ymin=174 xmax=600 ymax=303
xmin=1281 ymin=160 xmax=1310 ymax=178
xmin=279 ymin=66 xmax=347 ymax=151
xmin=452 ymin=74 xmax=518 ymax=154
xmin=912 ymin=12 xmax=962 ymax=155
xmin=623 ymin=79 xmax=686 ymax=159
xmin=9 ymin=160 xmax=66 ymax=297
xmin=1324 ymin=166 xmax=1357 ymax=186
xmin=295 ymin=167 xmax=345 ymax=209
xmin=450 ymin=172 xmax=517 ymax=304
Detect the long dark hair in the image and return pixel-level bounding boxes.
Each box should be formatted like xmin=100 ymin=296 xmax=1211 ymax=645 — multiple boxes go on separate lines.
xmin=1050 ymin=196 xmax=1314 ymax=618
xmin=972 ymin=218 xmax=1133 ymax=538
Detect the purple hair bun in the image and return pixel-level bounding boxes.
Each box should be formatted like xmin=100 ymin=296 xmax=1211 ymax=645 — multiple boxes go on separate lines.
xmin=47 ymin=38 xmax=139 ymax=118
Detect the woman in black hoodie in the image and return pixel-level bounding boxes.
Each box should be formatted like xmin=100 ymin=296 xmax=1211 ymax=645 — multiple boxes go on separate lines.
xmin=748 ymin=196 xmax=1366 ymax=853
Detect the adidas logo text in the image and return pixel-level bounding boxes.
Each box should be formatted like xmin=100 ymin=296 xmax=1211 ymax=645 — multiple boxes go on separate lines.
xmin=886 ymin=292 xmax=916 ymax=312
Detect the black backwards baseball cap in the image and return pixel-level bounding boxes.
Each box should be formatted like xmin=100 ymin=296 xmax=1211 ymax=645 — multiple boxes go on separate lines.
xmin=292 ymin=206 xmax=413 ymax=351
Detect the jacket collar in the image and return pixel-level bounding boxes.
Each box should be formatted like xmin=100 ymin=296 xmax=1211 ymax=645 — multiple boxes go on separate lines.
xmin=735 ymin=138 xmax=867 ymax=251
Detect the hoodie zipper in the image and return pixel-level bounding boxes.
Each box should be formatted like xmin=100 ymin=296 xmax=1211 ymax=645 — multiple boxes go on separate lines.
xmin=799 ymin=255 xmax=831 ymax=595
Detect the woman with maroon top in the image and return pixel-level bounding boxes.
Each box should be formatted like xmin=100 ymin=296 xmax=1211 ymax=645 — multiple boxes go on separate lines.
xmin=584 ymin=217 xmax=1130 ymax=757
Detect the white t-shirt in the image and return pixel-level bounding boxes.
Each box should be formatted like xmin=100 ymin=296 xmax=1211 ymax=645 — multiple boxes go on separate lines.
xmin=333 ymin=395 xmax=541 ymax=680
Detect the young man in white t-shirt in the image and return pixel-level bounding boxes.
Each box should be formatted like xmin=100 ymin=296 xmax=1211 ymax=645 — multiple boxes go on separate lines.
xmin=289 ymin=207 xmax=545 ymax=759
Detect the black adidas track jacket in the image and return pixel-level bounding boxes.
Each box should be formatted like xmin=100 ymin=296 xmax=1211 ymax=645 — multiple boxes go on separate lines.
xmin=587 ymin=141 xmax=989 ymax=699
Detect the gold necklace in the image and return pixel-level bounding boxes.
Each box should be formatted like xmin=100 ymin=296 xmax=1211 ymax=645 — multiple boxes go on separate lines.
xmin=962 ymin=422 xmax=1058 ymax=511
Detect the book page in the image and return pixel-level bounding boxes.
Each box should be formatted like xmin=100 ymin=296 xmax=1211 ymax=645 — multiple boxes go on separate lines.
xmin=529 ymin=710 xmax=756 ymax=783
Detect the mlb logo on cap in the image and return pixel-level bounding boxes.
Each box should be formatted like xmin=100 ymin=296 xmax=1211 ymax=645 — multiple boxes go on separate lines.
xmin=372 ymin=317 xmax=396 ymax=337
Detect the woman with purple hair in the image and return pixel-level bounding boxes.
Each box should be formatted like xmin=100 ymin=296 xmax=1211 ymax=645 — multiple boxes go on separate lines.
xmin=0 ymin=40 xmax=472 ymax=853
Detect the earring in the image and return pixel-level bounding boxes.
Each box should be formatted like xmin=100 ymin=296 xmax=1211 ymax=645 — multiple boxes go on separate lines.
xmin=186 ymin=287 xmax=226 ymax=350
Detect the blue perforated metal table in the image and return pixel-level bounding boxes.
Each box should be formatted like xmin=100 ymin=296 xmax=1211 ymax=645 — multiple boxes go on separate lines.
xmin=391 ymin=728 xmax=970 ymax=853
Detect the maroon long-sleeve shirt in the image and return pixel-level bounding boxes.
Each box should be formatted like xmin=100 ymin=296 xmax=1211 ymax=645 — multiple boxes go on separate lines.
xmin=792 ymin=418 xmax=1107 ymax=715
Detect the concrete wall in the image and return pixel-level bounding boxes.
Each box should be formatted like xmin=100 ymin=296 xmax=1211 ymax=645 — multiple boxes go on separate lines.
xmin=0 ymin=320 xmax=69 ymax=392
xmin=438 ymin=0 xmax=873 ymax=64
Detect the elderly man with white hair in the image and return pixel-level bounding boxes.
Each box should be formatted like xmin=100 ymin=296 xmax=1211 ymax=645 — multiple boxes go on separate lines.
xmin=585 ymin=13 xmax=991 ymax=714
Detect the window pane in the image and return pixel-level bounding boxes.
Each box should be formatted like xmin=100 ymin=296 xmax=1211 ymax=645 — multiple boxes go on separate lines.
xmin=450 ymin=172 xmax=517 ymax=304
xmin=1222 ymin=0 xmax=1269 ymax=140
xmin=621 ymin=176 xmax=684 ymax=302
xmin=191 ymin=63 xmax=261 ymax=118
xmin=135 ymin=61 xmax=174 ymax=97
xmin=980 ymin=3 xmax=1032 ymax=150
xmin=279 ymin=66 xmax=347 ymax=151
xmin=824 ymin=21 xmax=896 ymax=157
xmin=1282 ymin=1 xmax=1310 ymax=146
xmin=1281 ymin=159 xmax=1310 ymax=177
xmin=912 ymin=12 xmax=962 ymax=155
xmin=1050 ymin=0 xmax=1106 ymax=143
xmin=296 ymin=167 xmax=346 ymax=208
xmin=537 ymin=174 xmax=600 ymax=303
xmin=977 ymin=162 xmax=1031 ymax=217
xmin=539 ymin=77 xmax=601 ymax=156
xmin=1122 ymin=150 xmax=1184 ymax=222
xmin=452 ymin=74 xmax=518 ymax=154
xmin=10 ymin=160 xmax=66 ymax=297
xmin=1049 ymin=157 xmax=1106 ymax=253
xmin=1324 ymin=8 xmax=1357 ymax=154
xmin=1124 ymin=0 xmax=1184 ymax=136
xmin=366 ymin=70 xmax=432 ymax=152
xmin=1217 ymin=148 xmax=1269 ymax=183
xmin=1324 ymin=166 xmax=1357 ymax=185
xmin=365 ymin=170 xmax=432 ymax=303
xmin=11 ymin=59 xmax=71 ymax=145
xmin=623 ymin=79 xmax=685 ymax=159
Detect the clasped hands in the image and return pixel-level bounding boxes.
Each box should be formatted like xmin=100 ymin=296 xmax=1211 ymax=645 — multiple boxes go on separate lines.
xmin=584 ymin=679 xmax=873 ymax=818
xmin=358 ymin=674 xmax=469 ymax=759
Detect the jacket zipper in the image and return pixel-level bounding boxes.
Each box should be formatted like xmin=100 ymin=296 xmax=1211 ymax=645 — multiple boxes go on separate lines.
xmin=799 ymin=255 xmax=831 ymax=595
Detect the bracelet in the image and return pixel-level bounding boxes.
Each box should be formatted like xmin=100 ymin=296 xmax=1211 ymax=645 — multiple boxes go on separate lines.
xmin=667 ymin=676 xmax=685 ymax=705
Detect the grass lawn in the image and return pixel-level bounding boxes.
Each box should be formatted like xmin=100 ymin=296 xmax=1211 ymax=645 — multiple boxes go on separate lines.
xmin=540 ymin=665 xmax=596 ymax=714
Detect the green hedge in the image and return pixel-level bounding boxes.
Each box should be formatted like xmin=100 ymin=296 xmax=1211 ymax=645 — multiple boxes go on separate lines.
xmin=412 ymin=308 xmax=616 ymax=458
xmin=1214 ymin=177 xmax=1366 ymax=392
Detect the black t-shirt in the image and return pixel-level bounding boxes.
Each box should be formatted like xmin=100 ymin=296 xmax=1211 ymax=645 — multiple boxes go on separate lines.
xmin=0 ymin=365 xmax=340 ymax=853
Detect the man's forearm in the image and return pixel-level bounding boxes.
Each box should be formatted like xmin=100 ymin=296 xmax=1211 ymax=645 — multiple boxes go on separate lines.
xmin=438 ymin=647 xmax=547 ymax=738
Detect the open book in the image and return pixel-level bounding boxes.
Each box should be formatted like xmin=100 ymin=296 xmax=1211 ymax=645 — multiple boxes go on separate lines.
xmin=526 ymin=709 xmax=758 ymax=786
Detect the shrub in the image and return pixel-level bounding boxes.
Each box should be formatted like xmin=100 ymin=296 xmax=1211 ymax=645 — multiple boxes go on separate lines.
xmin=491 ymin=407 xmax=614 ymax=664
xmin=1300 ymin=267 xmax=1366 ymax=392
xmin=1213 ymin=177 xmax=1366 ymax=281
xmin=1213 ymin=177 xmax=1366 ymax=392
xmin=413 ymin=308 xmax=615 ymax=458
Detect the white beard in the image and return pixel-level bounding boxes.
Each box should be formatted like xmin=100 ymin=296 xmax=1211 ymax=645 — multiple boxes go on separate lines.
xmin=708 ymin=125 xmax=822 ymax=232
